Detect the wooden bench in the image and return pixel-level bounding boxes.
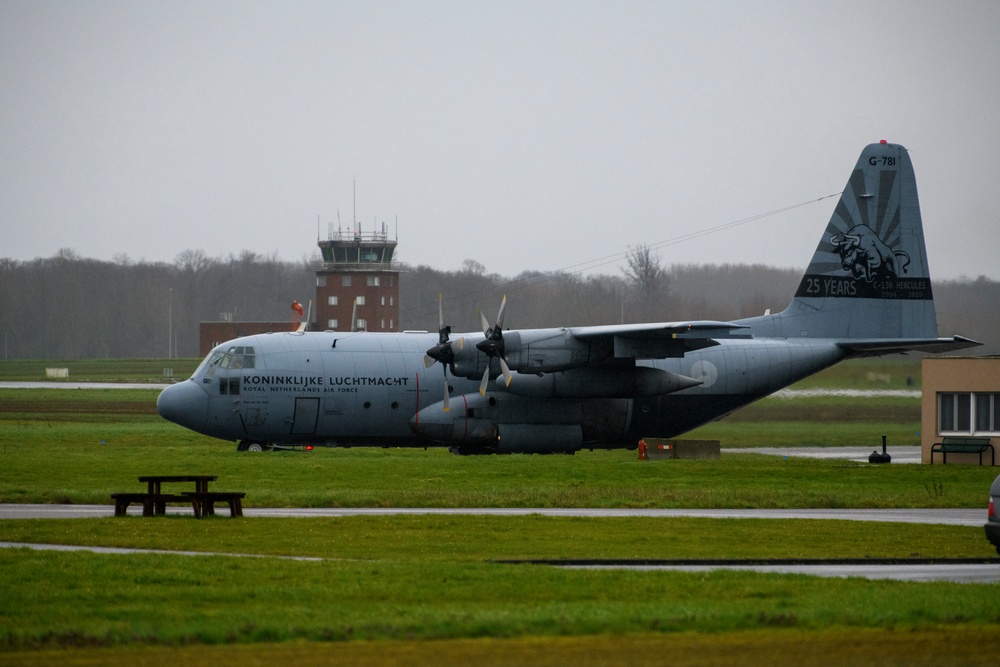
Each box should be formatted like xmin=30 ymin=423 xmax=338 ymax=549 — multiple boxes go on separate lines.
xmin=183 ymin=491 xmax=245 ymax=518
xmin=930 ymin=436 xmax=995 ymax=465
xmin=111 ymin=492 xmax=194 ymax=517
xmin=111 ymin=475 xmax=244 ymax=518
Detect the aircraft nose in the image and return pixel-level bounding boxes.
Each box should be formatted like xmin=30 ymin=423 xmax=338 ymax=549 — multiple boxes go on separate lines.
xmin=156 ymin=380 xmax=209 ymax=433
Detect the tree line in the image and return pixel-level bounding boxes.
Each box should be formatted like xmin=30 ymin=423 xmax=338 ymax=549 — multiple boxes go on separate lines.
xmin=1 ymin=248 xmax=996 ymax=359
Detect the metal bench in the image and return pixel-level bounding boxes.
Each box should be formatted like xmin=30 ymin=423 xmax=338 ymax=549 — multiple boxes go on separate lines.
xmin=930 ymin=436 xmax=994 ymax=465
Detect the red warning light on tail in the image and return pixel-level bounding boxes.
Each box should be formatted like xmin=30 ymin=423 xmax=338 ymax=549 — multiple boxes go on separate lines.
xmin=879 ymin=140 xmax=888 ymax=144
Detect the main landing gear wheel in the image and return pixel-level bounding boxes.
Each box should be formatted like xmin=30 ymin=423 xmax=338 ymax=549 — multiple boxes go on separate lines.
xmin=237 ymin=440 xmax=268 ymax=452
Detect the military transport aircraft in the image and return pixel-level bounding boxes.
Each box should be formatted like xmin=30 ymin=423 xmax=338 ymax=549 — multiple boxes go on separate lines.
xmin=157 ymin=142 xmax=979 ymax=453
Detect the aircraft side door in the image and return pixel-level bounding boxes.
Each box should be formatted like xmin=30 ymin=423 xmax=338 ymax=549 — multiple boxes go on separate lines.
xmin=291 ymin=397 xmax=320 ymax=434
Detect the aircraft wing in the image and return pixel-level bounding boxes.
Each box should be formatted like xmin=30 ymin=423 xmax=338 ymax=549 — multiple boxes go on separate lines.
xmin=837 ymin=336 xmax=982 ymax=357
xmin=570 ymin=320 xmax=753 ymax=359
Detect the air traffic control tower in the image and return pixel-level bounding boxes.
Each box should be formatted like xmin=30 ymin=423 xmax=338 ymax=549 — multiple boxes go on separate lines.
xmin=315 ymin=225 xmax=399 ymax=332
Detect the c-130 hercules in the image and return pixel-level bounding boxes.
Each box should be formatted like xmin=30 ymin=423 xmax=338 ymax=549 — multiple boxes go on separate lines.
xmin=158 ymin=142 xmax=979 ymax=453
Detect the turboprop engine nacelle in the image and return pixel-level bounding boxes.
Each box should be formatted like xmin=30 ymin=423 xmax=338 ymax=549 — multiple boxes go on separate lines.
xmin=451 ymin=328 xmax=597 ymax=380
xmin=502 ymin=366 xmax=701 ymax=398
xmin=410 ymin=392 xmax=632 ymax=452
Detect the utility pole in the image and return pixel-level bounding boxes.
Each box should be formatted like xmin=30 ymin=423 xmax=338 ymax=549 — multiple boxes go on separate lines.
xmin=168 ymin=288 xmax=173 ymax=359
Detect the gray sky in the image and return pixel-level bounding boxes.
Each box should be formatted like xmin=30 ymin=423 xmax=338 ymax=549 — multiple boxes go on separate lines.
xmin=2 ymin=0 xmax=998 ymax=280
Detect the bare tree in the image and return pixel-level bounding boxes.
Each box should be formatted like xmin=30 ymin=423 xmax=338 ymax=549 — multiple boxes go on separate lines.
xmin=174 ymin=249 xmax=215 ymax=273
xmin=460 ymin=259 xmax=486 ymax=276
xmin=622 ymin=244 xmax=668 ymax=320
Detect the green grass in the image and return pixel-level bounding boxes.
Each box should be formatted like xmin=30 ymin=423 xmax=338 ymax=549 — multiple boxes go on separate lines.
xmin=1 ymin=513 xmax=997 ymax=664
xmin=689 ymin=421 xmax=925 ymax=448
xmin=0 ymin=419 xmax=994 ymax=508
xmin=1 ymin=357 xmax=998 ymax=665
xmin=0 ymin=386 xmax=993 ymax=508
xmin=0 ymin=358 xmax=199 ymax=382
xmin=0 ymin=515 xmax=992 ymax=561
xmin=2 ymin=549 xmax=998 ymax=648
xmin=781 ymin=357 xmax=922 ymax=390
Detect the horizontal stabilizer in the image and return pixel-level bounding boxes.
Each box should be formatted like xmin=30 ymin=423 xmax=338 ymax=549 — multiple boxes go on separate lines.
xmin=837 ymin=336 xmax=981 ymax=357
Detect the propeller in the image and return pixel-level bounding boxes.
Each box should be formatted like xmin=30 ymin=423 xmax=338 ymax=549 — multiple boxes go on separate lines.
xmin=476 ymin=294 xmax=512 ymax=396
xmin=423 ymin=294 xmax=462 ymax=411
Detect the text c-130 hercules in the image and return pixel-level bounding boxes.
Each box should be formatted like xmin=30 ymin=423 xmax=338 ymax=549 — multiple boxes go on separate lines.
xmin=157 ymin=142 xmax=979 ymax=454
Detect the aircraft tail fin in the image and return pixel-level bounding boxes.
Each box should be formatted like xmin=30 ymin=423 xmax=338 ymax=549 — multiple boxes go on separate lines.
xmin=768 ymin=142 xmax=948 ymax=343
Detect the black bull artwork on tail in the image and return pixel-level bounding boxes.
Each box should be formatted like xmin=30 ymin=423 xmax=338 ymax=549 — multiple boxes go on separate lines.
xmin=829 ymin=224 xmax=910 ymax=283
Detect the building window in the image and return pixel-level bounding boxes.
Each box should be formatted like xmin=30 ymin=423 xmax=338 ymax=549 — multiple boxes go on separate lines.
xmin=328 ymin=319 xmax=338 ymax=329
xmin=381 ymin=296 xmax=385 ymax=306
xmin=356 ymin=318 xmax=367 ymax=330
xmin=380 ymin=319 xmax=385 ymax=329
xmin=939 ymin=392 xmax=1000 ymax=435
xmin=316 ymin=275 xmax=326 ymax=287
xmin=328 ymin=296 xmax=338 ymax=306
xmin=355 ymin=296 xmax=365 ymax=306
xmin=367 ymin=275 xmax=380 ymax=286
xmin=390 ymin=296 xmax=394 ymax=306
xmin=389 ymin=319 xmax=393 ymax=330
xmin=341 ymin=275 xmax=351 ymax=287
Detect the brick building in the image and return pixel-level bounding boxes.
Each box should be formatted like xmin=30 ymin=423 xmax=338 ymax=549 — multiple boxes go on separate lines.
xmin=199 ymin=227 xmax=401 ymax=355
xmin=315 ymin=228 xmax=399 ymax=333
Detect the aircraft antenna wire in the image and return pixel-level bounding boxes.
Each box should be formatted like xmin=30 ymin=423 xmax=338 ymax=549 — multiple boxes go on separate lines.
xmin=400 ymin=192 xmax=842 ymax=322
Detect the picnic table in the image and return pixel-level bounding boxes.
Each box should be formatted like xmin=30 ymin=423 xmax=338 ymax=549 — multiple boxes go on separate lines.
xmin=112 ymin=475 xmax=244 ymax=518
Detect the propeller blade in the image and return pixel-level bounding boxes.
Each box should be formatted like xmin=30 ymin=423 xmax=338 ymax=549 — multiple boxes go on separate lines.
xmin=441 ymin=366 xmax=450 ymax=412
xmin=495 ymin=294 xmax=507 ymax=330
xmin=479 ymin=366 xmax=490 ymax=397
xmin=499 ymin=357 xmax=512 ymax=387
xmin=427 ymin=293 xmax=456 ymax=410
xmin=476 ymin=295 xmax=512 ymax=394
xmin=437 ymin=294 xmax=450 ymax=344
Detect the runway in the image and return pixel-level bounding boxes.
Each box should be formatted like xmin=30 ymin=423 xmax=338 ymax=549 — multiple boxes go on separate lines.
xmin=0 ymin=504 xmax=985 ymax=525
xmin=726 ymin=446 xmax=922 ymax=464
xmin=556 ymin=560 xmax=1000 ymax=583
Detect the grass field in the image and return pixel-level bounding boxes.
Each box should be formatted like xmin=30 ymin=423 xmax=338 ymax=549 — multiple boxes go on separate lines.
xmin=1 ymin=357 xmax=998 ymax=665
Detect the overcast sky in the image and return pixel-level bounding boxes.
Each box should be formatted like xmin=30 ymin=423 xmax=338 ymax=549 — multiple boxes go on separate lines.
xmin=2 ymin=0 xmax=998 ymax=281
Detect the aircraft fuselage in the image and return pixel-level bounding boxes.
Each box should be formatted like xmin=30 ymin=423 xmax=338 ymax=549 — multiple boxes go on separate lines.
xmin=158 ymin=326 xmax=847 ymax=454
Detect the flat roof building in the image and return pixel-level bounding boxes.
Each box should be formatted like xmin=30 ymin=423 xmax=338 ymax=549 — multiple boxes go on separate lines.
xmin=315 ymin=226 xmax=399 ymax=333
xmin=921 ymin=356 xmax=999 ymax=466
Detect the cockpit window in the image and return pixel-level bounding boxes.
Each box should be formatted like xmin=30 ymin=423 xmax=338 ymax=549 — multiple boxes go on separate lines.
xmin=218 ymin=346 xmax=255 ymax=370
xmin=193 ymin=345 xmax=256 ymax=378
